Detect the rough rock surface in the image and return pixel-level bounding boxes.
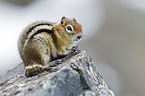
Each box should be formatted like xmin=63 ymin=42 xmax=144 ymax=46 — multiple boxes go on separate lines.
xmin=0 ymin=51 xmax=115 ymax=96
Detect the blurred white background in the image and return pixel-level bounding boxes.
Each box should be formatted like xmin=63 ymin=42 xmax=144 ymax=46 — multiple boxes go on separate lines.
xmin=0 ymin=0 xmax=145 ymax=96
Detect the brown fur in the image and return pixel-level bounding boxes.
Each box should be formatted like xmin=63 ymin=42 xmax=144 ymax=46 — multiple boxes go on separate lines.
xmin=18 ymin=17 xmax=82 ymax=77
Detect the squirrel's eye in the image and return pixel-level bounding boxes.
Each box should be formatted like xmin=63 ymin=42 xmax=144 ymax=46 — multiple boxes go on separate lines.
xmin=66 ymin=25 xmax=73 ymax=33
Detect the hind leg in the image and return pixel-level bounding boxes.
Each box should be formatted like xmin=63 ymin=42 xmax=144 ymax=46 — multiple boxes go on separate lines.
xmin=23 ymin=34 xmax=50 ymax=77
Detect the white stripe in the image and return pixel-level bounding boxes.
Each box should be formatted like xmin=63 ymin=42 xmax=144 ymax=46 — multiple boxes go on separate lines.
xmin=23 ymin=25 xmax=53 ymax=51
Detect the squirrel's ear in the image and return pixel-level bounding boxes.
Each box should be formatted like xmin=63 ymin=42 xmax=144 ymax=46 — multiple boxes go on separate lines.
xmin=73 ymin=18 xmax=76 ymax=22
xmin=61 ymin=16 xmax=66 ymax=26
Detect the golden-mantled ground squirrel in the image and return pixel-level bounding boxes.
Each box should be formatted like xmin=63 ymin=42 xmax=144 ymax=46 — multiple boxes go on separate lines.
xmin=18 ymin=16 xmax=82 ymax=77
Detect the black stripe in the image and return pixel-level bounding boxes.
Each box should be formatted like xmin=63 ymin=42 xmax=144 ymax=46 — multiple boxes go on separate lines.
xmin=30 ymin=29 xmax=53 ymax=39
xmin=26 ymin=23 xmax=53 ymax=36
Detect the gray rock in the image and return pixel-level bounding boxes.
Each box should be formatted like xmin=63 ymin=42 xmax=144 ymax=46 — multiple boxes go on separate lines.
xmin=0 ymin=51 xmax=115 ymax=96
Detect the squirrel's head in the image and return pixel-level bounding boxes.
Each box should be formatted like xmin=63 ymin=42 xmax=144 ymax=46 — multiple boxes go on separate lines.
xmin=60 ymin=16 xmax=82 ymax=43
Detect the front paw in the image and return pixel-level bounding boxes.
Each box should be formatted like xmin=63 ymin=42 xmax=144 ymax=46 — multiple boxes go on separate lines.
xmin=71 ymin=46 xmax=81 ymax=53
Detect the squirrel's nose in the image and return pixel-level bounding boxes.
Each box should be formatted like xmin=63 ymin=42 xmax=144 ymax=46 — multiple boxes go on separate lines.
xmin=77 ymin=35 xmax=82 ymax=40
